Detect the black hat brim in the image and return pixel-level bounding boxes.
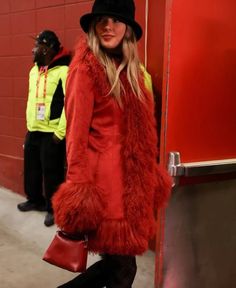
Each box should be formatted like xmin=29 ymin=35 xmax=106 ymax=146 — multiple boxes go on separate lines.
xmin=80 ymin=12 xmax=143 ymax=41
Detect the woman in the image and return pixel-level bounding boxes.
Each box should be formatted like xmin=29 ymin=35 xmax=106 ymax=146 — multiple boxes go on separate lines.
xmin=53 ymin=0 xmax=172 ymax=287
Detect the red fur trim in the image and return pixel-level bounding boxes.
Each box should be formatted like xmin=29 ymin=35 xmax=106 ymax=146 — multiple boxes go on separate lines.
xmin=120 ymin=72 xmax=172 ymax=239
xmin=52 ymin=182 xmax=106 ymax=233
xmin=88 ymin=219 xmax=150 ymax=255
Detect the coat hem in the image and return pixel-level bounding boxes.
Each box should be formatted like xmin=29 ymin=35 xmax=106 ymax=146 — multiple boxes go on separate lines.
xmin=88 ymin=218 xmax=150 ymax=255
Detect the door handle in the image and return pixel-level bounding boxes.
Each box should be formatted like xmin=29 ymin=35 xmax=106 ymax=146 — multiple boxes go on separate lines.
xmin=168 ymin=151 xmax=236 ymax=177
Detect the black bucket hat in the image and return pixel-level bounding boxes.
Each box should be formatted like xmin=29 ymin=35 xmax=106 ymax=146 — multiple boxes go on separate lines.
xmin=80 ymin=0 xmax=143 ymax=41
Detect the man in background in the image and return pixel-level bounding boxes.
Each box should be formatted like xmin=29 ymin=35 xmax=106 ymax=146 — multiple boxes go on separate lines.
xmin=17 ymin=30 xmax=71 ymax=227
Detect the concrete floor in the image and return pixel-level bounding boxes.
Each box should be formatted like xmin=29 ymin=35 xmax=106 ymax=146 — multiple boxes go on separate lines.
xmin=0 ymin=187 xmax=155 ymax=288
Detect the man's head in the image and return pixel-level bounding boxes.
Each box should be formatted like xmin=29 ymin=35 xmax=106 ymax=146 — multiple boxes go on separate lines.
xmin=32 ymin=30 xmax=61 ymax=66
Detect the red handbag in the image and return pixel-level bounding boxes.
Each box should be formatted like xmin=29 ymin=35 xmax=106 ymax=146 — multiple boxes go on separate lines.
xmin=43 ymin=230 xmax=88 ymax=272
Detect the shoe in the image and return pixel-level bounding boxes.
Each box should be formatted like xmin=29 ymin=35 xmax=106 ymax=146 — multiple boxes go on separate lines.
xmin=44 ymin=212 xmax=54 ymax=227
xmin=17 ymin=200 xmax=46 ymax=212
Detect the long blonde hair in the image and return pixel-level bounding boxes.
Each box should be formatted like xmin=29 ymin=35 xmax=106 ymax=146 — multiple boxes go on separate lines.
xmin=87 ymin=23 xmax=143 ymax=106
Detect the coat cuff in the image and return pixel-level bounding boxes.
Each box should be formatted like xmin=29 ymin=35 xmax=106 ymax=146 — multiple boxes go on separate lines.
xmin=52 ymin=182 xmax=106 ymax=233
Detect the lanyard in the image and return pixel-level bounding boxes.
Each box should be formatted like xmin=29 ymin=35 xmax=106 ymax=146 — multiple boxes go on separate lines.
xmin=36 ymin=66 xmax=48 ymax=99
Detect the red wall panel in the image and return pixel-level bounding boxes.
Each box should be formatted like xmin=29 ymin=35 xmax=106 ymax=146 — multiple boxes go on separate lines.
xmin=10 ymin=0 xmax=35 ymax=12
xmin=0 ymin=15 xmax=11 ymax=35
xmin=0 ymin=1 xmax=10 ymax=14
xmin=11 ymin=11 xmax=36 ymax=35
xmin=65 ymin=29 xmax=82 ymax=49
xmin=0 ymin=79 xmax=13 ymax=97
xmin=0 ymin=155 xmax=23 ymax=193
xmin=64 ymin=2 xmax=92 ymax=48
xmin=162 ymin=0 xmax=236 ymax=162
xmin=65 ymin=2 xmax=91 ymax=29
xmin=13 ymin=98 xmax=27 ymax=119
xmin=0 ymin=36 xmax=11 ymax=56
xmin=12 ymin=118 xmax=26 ymax=138
xmin=0 ymin=117 xmax=14 ymax=136
xmin=36 ymin=6 xmax=65 ymax=32
xmin=0 ymin=135 xmax=23 ymax=156
xmin=12 ymin=57 xmax=32 ymax=77
xmin=13 ymin=78 xmax=29 ymax=99
xmin=65 ymin=0 xmax=89 ymax=4
xmin=11 ymin=35 xmax=35 ymax=56
xmin=0 ymin=118 xmax=26 ymax=142
xmin=36 ymin=0 xmax=65 ymax=9
xmin=0 ymin=98 xmax=13 ymax=117
xmin=0 ymin=58 xmax=14 ymax=77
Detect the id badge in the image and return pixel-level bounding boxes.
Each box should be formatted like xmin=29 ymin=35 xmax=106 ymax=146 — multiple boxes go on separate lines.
xmin=36 ymin=103 xmax=46 ymax=120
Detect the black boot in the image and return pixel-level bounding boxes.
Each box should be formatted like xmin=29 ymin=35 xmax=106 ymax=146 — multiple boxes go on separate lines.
xmin=44 ymin=212 xmax=54 ymax=227
xmin=105 ymin=254 xmax=137 ymax=288
xmin=17 ymin=200 xmax=46 ymax=212
xmin=57 ymin=259 xmax=107 ymax=288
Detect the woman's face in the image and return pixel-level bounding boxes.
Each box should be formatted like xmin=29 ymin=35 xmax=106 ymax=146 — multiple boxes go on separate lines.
xmin=95 ymin=16 xmax=127 ymax=52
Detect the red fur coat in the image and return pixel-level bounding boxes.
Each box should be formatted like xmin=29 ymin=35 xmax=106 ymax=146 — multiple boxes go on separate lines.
xmin=52 ymin=40 xmax=172 ymax=255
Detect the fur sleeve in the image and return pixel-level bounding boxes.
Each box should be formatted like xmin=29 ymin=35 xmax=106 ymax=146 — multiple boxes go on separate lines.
xmin=52 ymin=182 xmax=106 ymax=233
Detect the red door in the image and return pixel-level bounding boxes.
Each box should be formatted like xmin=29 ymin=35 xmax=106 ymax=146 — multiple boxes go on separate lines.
xmin=161 ymin=0 xmax=236 ymax=163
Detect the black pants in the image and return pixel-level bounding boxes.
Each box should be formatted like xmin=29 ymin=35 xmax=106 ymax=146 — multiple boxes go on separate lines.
xmin=58 ymin=254 xmax=137 ymax=288
xmin=24 ymin=131 xmax=65 ymax=212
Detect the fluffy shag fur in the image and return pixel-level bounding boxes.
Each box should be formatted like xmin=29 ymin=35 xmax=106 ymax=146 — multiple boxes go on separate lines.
xmin=120 ymin=71 xmax=172 ymax=243
xmin=52 ymin=38 xmax=172 ymax=255
xmin=88 ymin=219 xmax=149 ymax=255
xmin=52 ymin=182 xmax=106 ymax=233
